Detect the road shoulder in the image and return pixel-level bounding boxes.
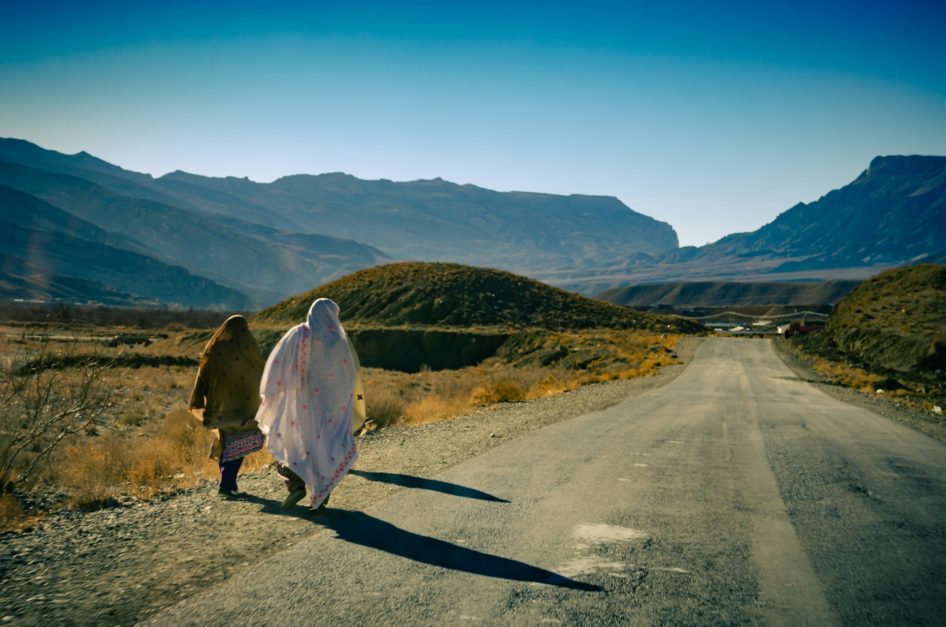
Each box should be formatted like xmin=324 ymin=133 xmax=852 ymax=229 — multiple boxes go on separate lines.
xmin=771 ymin=338 xmax=946 ymax=443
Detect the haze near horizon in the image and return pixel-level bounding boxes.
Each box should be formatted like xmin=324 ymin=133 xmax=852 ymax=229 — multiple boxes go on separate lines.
xmin=2 ymin=0 xmax=945 ymax=246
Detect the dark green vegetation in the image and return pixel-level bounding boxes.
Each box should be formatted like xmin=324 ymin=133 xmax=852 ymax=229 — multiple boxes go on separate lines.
xmin=562 ymin=155 xmax=946 ymax=292
xmin=253 ymin=262 xmax=703 ymax=372
xmin=824 ymin=264 xmax=946 ymax=373
xmin=255 ymin=261 xmax=704 ymax=333
xmin=786 ymin=265 xmax=945 ymax=422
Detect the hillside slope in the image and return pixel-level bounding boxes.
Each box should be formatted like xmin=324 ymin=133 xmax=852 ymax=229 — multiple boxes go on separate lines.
xmin=704 ymin=156 xmax=946 ymax=267
xmin=0 ymin=157 xmax=389 ymax=306
xmin=255 ymin=262 xmax=704 ymax=333
xmin=824 ymin=264 xmax=946 ymax=373
xmin=0 ymin=227 xmax=250 ymax=309
xmin=0 ymin=257 xmax=153 ymax=306
xmin=598 ymin=280 xmax=860 ymax=308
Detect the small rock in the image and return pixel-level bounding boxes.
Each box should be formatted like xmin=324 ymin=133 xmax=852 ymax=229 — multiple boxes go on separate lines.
xmin=875 ymin=389 xmax=885 ymax=395
xmin=933 ymin=405 xmax=943 ymax=415
xmin=489 ymin=433 xmax=500 ymax=438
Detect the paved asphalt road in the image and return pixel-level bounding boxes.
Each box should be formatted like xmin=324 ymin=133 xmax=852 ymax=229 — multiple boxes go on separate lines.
xmin=152 ymin=338 xmax=946 ymax=625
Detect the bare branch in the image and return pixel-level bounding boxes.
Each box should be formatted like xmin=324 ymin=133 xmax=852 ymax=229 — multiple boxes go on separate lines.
xmin=0 ymin=339 xmax=112 ymax=494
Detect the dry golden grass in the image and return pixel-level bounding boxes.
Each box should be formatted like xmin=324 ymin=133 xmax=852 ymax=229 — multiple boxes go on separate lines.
xmin=781 ymin=337 xmax=939 ymax=412
xmin=806 ymin=356 xmax=915 ymax=397
xmin=54 ymin=409 xmax=273 ymax=506
xmin=470 ymin=378 xmax=527 ymax=405
xmin=402 ymin=396 xmax=473 ymax=426
xmin=809 ymin=356 xmax=882 ymax=394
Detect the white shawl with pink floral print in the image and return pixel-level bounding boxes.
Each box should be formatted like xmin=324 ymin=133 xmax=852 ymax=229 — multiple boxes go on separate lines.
xmin=255 ymin=299 xmax=358 ymax=508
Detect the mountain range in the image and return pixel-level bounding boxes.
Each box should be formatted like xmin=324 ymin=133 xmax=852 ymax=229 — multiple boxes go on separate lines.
xmin=0 ymin=137 xmax=944 ymax=309
xmin=554 ymin=155 xmax=946 ymax=293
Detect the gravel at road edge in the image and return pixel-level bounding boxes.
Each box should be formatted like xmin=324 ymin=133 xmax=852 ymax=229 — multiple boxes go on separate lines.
xmin=772 ymin=338 xmax=946 ymax=443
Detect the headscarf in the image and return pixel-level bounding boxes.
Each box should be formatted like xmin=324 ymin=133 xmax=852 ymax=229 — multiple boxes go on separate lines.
xmin=255 ymin=299 xmax=358 ymax=508
xmin=189 ymin=315 xmax=264 ymax=430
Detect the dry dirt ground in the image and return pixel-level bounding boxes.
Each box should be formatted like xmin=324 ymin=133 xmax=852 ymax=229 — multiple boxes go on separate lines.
xmin=1 ymin=336 xmax=939 ymax=625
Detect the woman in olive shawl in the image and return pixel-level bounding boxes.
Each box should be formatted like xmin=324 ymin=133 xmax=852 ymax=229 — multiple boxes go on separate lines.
xmin=189 ymin=315 xmax=265 ymax=497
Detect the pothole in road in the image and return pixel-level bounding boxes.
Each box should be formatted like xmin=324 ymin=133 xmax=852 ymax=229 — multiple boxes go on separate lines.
xmin=572 ymin=523 xmax=649 ymax=548
xmin=557 ymin=523 xmax=651 ymax=578
xmin=557 ymin=524 xmax=693 ymax=583
xmin=558 ymin=555 xmax=629 ymax=578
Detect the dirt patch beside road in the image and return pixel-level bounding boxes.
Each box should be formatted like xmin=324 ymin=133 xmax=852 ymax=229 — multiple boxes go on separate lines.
xmin=773 ymin=338 xmax=946 ymax=442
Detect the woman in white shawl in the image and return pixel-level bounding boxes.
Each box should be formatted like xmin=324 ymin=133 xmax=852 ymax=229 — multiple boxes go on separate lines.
xmin=256 ymin=298 xmax=358 ymax=510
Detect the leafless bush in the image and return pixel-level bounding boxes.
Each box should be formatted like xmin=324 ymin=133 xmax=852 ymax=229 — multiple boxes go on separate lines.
xmin=0 ymin=340 xmax=113 ymax=495
xmin=365 ymin=391 xmax=406 ymax=428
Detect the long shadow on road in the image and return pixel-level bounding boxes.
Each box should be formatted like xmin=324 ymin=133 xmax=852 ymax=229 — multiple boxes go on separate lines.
xmin=239 ymin=494 xmax=598 ymax=591
xmin=348 ymin=469 xmax=510 ymax=502
xmin=319 ymin=508 xmax=599 ymax=591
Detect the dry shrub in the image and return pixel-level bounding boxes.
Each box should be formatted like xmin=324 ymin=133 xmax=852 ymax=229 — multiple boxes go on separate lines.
xmin=524 ymin=370 xmax=579 ymax=399
xmin=402 ymin=395 xmax=473 ymax=426
xmin=0 ymin=492 xmax=42 ymax=533
xmin=1 ymin=341 xmax=112 ymax=495
xmin=470 ymin=378 xmax=526 ymax=405
xmin=54 ymin=409 xmax=276 ymax=505
xmin=627 ymin=349 xmax=677 ymax=378
xmin=366 ymin=391 xmax=405 ymax=428
xmin=810 ymin=357 xmax=893 ymax=395
xmin=0 ymin=492 xmax=22 ymax=520
xmin=57 ymin=435 xmax=128 ymax=504
xmin=124 ymin=409 xmax=217 ymax=497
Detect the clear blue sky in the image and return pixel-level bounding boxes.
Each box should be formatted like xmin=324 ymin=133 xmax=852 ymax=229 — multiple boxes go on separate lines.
xmin=2 ymin=0 xmax=945 ymax=246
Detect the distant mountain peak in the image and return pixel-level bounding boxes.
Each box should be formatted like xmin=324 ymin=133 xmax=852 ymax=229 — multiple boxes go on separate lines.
xmin=864 ymin=154 xmax=946 ymax=178
xmin=674 ymin=154 xmax=946 ymax=279
xmin=0 ymin=137 xmax=153 ymax=182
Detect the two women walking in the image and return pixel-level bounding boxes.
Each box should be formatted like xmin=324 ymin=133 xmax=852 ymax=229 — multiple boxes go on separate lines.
xmin=188 ymin=299 xmax=360 ymax=509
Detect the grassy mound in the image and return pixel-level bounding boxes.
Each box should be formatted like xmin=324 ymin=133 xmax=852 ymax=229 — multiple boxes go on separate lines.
xmin=255 ymin=262 xmax=704 ymax=333
xmin=825 ymin=263 xmax=946 ymax=373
